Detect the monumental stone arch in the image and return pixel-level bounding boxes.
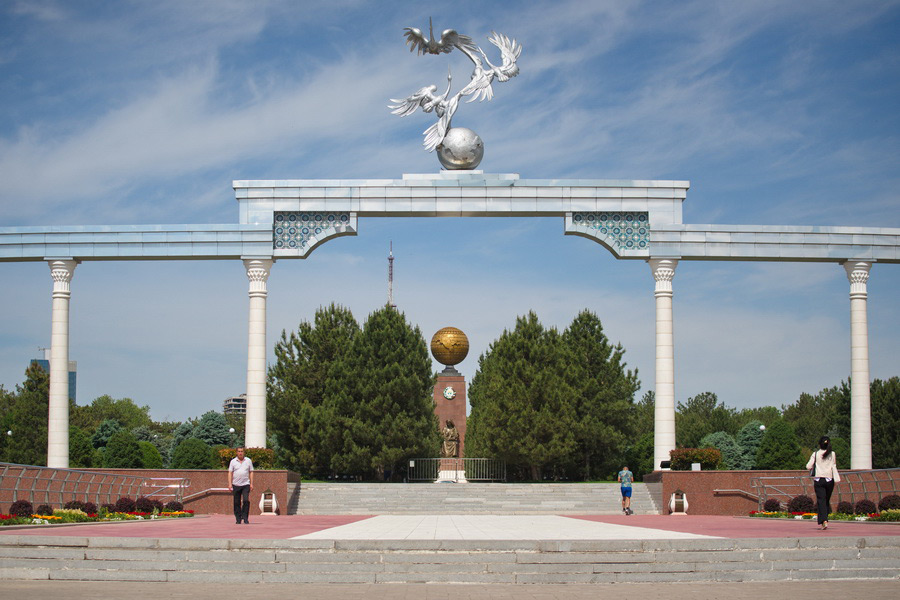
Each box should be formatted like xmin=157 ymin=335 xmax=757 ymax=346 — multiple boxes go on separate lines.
xmin=2 ymin=170 xmax=899 ymax=473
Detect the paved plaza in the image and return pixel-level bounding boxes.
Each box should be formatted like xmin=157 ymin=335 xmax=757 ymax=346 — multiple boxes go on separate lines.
xmin=3 ymin=513 xmax=898 ymax=540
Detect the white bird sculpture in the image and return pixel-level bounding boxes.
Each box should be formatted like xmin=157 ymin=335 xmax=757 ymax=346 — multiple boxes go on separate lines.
xmin=390 ymin=23 xmax=522 ymax=152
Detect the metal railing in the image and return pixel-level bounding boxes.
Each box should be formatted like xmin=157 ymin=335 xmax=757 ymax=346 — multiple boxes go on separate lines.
xmin=408 ymin=458 xmax=506 ymax=482
xmin=751 ymin=468 xmax=900 ymax=511
xmin=0 ymin=463 xmax=189 ymax=508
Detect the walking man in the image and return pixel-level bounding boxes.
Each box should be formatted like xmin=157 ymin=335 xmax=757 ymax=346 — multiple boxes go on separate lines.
xmin=618 ymin=465 xmax=634 ymax=515
xmin=227 ymin=446 xmax=254 ymax=524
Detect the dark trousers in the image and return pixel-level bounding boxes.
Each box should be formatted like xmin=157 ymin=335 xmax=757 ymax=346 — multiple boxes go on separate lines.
xmin=813 ymin=478 xmax=835 ymax=525
xmin=232 ymin=484 xmax=251 ymax=523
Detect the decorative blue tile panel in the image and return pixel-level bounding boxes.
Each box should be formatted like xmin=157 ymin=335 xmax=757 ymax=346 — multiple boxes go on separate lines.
xmin=572 ymin=212 xmax=650 ymax=250
xmin=273 ymin=212 xmax=351 ymax=250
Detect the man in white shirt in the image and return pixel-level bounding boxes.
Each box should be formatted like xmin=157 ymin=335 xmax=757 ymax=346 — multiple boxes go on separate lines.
xmin=227 ymin=447 xmax=254 ymax=524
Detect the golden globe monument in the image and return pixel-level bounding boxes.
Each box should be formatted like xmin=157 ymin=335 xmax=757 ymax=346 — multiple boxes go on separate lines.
xmin=430 ymin=327 xmax=469 ymax=461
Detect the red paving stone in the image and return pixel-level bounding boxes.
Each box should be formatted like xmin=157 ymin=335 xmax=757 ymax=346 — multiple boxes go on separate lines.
xmin=0 ymin=514 xmax=375 ymax=539
xmin=570 ymin=514 xmax=900 ymax=538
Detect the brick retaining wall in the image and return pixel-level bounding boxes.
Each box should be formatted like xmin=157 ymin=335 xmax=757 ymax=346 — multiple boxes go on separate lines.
xmin=645 ymin=469 xmax=900 ymax=515
xmin=0 ymin=466 xmax=293 ymax=516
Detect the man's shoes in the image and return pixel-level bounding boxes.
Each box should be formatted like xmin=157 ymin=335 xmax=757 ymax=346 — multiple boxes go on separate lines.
xmin=236 ymin=521 xmax=241 ymax=524
xmin=243 ymin=520 xmax=249 ymax=524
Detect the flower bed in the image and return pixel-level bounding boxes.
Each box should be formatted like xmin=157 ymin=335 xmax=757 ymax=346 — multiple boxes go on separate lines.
xmin=749 ymin=510 xmax=891 ymax=522
xmin=0 ymin=509 xmax=193 ymax=527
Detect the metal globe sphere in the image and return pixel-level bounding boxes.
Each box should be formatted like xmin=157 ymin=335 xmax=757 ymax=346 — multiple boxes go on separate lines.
xmin=430 ymin=327 xmax=470 ymax=366
xmin=437 ymin=128 xmax=484 ymax=170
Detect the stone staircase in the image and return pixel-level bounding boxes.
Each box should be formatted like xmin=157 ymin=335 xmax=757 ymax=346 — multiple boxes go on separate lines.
xmin=2 ymin=534 xmax=898 ymax=583
xmin=287 ymin=482 xmax=661 ymax=515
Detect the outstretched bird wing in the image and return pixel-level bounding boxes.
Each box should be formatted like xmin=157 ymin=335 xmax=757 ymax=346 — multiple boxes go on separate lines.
xmin=438 ymin=29 xmax=478 ymax=54
xmin=487 ymin=32 xmax=521 ymax=82
xmin=388 ymin=85 xmax=439 ymax=116
xmin=403 ymin=27 xmax=431 ymax=55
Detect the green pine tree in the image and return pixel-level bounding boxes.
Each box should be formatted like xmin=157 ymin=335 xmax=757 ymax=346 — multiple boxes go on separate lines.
xmin=699 ymin=431 xmax=742 ymax=470
xmin=193 ymin=411 xmax=231 ymax=446
xmin=562 ymin=310 xmax=640 ymax=479
xmin=267 ymin=303 xmax=359 ymax=474
xmin=322 ymin=306 xmax=439 ymax=480
xmin=735 ymin=420 xmax=765 ymax=469
xmin=871 ymin=377 xmax=900 ymax=469
xmin=467 ymin=311 xmax=578 ymax=481
xmin=91 ymin=419 xmax=123 ymax=448
xmin=5 ymin=362 xmax=50 ymax=466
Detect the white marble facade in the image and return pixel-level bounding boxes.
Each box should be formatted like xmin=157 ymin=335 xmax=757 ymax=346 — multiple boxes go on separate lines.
xmin=1 ymin=172 xmax=897 ymax=469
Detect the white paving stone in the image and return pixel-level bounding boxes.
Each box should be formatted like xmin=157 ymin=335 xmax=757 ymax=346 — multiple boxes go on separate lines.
xmin=293 ymin=515 xmax=720 ymax=540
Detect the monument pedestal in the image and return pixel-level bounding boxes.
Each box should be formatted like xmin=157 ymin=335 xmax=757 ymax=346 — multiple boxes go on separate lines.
xmin=433 ymin=366 xmax=467 ymax=457
xmin=436 ymin=458 xmax=468 ymax=483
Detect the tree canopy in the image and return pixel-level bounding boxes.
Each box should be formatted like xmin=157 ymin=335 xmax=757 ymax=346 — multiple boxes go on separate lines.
xmin=467 ymin=310 xmax=639 ymax=481
xmin=267 ymin=304 xmax=439 ymax=479
xmin=267 ymin=303 xmax=359 ymax=474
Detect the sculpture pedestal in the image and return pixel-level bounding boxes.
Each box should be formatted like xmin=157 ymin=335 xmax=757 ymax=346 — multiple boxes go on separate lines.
xmin=433 ymin=366 xmax=467 ymax=457
xmin=436 ymin=458 xmax=468 ymax=483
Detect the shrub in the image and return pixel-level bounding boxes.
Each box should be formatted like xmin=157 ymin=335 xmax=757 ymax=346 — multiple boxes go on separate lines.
xmin=134 ymin=497 xmax=155 ymax=513
xmin=103 ymin=430 xmax=143 ymax=468
xmin=218 ymin=446 xmax=276 ymax=469
xmin=171 ymin=437 xmax=217 ymax=469
xmin=855 ymin=499 xmax=877 ymax=515
xmin=101 ymin=503 xmax=116 ymax=514
xmin=878 ymin=495 xmax=900 ymax=511
xmin=64 ymin=500 xmax=86 ymax=511
xmin=871 ymin=509 xmax=900 ymax=522
xmin=787 ymin=495 xmax=815 ymax=513
xmin=9 ymin=499 xmax=34 ymax=517
xmin=83 ymin=501 xmax=98 ymax=515
xmin=115 ymin=496 xmax=136 ymax=513
xmin=837 ymin=501 xmax=854 ymax=514
xmin=763 ymin=498 xmax=781 ymax=512
xmin=152 ymin=499 xmax=164 ymax=512
xmin=164 ymin=500 xmax=184 ymax=512
xmin=35 ymin=504 xmax=54 ymax=516
xmin=669 ymin=447 xmax=722 ymax=471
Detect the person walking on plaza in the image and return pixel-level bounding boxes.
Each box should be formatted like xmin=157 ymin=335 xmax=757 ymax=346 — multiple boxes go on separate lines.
xmin=618 ymin=465 xmax=634 ymax=515
xmin=806 ymin=436 xmax=840 ymax=530
xmin=228 ymin=446 xmax=254 ymax=524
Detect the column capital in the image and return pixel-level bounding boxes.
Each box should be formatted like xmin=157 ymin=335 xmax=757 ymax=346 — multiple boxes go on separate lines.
xmin=649 ymin=258 xmax=678 ymax=296
xmin=48 ymin=259 xmax=77 ymax=297
xmin=843 ymin=260 xmax=871 ymax=299
xmin=243 ymin=258 xmax=273 ymax=296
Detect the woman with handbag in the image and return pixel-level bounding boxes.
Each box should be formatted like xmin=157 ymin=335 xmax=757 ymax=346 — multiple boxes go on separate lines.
xmin=806 ymin=436 xmax=840 ymax=530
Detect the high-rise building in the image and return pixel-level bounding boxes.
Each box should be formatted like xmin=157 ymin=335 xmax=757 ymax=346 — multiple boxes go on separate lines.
xmin=223 ymin=394 xmax=247 ymax=415
xmin=31 ymin=348 xmax=76 ymax=402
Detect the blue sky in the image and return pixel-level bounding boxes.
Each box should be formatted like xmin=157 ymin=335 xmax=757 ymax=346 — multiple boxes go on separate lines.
xmin=1 ymin=1 xmax=898 ymax=422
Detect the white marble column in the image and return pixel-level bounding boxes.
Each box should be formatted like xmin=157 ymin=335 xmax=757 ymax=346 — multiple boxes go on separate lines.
xmin=47 ymin=259 xmax=77 ymax=468
xmin=843 ymin=260 xmax=872 ymax=470
xmin=650 ymin=258 xmax=678 ymax=472
xmin=243 ymin=258 xmax=273 ymax=449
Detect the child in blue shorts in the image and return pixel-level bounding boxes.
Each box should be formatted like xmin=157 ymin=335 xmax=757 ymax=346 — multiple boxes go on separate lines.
xmin=617 ymin=466 xmax=633 ymax=515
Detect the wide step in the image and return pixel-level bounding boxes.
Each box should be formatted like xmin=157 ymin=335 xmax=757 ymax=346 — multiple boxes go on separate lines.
xmin=289 ymin=482 xmax=661 ymax=515
xmin=2 ymin=535 xmax=898 ymax=584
